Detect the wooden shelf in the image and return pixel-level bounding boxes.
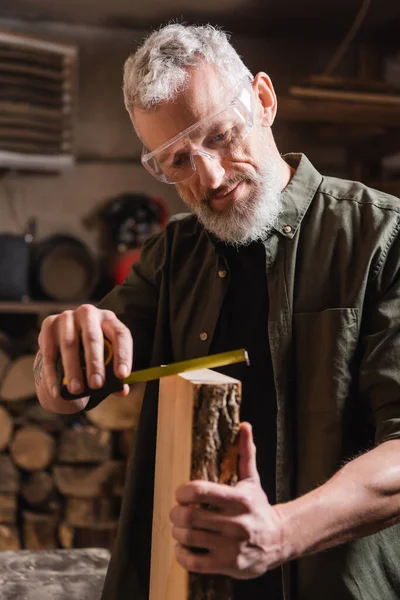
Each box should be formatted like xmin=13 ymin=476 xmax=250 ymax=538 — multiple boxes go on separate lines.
xmin=0 ymin=301 xmax=89 ymax=314
xmin=278 ymin=96 xmax=400 ymax=127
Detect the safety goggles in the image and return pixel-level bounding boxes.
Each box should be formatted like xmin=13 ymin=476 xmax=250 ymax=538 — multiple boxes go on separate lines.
xmin=141 ymin=77 xmax=254 ymax=184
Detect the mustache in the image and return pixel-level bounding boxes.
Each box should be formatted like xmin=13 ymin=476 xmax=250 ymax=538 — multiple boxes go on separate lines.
xmin=200 ymin=173 xmax=259 ymax=205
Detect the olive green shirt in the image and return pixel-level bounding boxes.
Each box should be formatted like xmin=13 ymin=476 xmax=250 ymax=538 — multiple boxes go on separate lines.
xmin=96 ymin=154 xmax=400 ymax=600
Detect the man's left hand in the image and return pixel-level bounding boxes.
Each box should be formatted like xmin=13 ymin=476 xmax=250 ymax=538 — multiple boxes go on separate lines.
xmin=169 ymin=422 xmax=288 ymax=579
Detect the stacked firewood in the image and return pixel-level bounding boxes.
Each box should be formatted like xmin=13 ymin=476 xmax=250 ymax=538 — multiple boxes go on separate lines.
xmin=0 ymin=343 xmax=143 ymax=552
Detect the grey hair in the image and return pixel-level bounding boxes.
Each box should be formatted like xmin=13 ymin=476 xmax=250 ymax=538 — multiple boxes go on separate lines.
xmin=123 ymin=23 xmax=253 ymax=112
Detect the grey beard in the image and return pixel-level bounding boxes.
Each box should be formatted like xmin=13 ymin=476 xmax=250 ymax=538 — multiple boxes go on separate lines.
xmin=178 ymin=166 xmax=283 ymax=246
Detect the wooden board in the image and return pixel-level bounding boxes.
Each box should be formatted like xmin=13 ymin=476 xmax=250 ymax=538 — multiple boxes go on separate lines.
xmin=149 ymin=368 xmax=241 ymax=600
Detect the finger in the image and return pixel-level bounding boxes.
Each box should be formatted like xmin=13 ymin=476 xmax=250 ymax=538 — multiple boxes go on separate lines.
xmin=101 ymin=312 xmax=133 ymax=379
xmin=172 ymin=526 xmax=222 ymax=552
xmin=170 ymin=504 xmax=246 ymax=539
xmin=176 ymin=480 xmax=238 ymax=511
xmin=39 ymin=314 xmax=61 ymax=399
xmin=113 ymin=383 xmax=130 ymax=397
xmin=238 ymin=422 xmax=260 ymax=483
xmin=175 ymin=543 xmax=226 ymax=575
xmin=56 ymin=310 xmax=86 ymax=395
xmin=75 ymin=305 xmax=105 ymax=390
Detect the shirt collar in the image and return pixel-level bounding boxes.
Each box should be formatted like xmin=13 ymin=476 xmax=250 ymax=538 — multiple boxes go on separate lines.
xmin=204 ymin=152 xmax=322 ymax=248
xmin=274 ymin=153 xmax=323 ymax=239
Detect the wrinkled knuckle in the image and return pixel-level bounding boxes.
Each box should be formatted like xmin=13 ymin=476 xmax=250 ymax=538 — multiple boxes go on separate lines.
xmin=61 ymin=335 xmax=78 ymax=351
xmin=169 ymin=506 xmax=179 ymax=523
xmin=78 ymin=303 xmax=94 ymax=313
xmin=190 ymin=481 xmax=204 ymax=497
xmin=114 ymin=324 xmax=131 ymax=342
xmin=231 ymin=552 xmax=246 ymax=572
xmin=236 ymin=492 xmax=252 ymax=512
xmin=40 ymin=315 xmax=53 ymax=331
xmin=182 ymin=530 xmax=194 ymax=546
xmin=85 ymin=328 xmax=101 ymax=345
xmin=237 ymin=517 xmax=252 ymax=540
xmin=183 ymin=508 xmax=196 ymax=528
xmin=40 ymin=314 xmax=57 ymax=337
xmin=101 ymin=309 xmax=116 ymax=322
xmin=58 ymin=309 xmax=73 ymax=322
xmin=186 ymin=554 xmax=203 ymax=573
xmin=76 ymin=303 xmax=95 ymax=318
xmin=41 ymin=351 xmax=55 ymax=367
xmin=86 ymin=357 xmax=103 ymax=371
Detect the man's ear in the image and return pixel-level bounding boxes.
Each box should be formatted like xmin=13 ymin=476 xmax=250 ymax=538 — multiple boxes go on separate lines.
xmin=252 ymin=72 xmax=277 ymax=128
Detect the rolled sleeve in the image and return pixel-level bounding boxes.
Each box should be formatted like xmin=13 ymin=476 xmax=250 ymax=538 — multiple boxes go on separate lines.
xmin=85 ymin=230 xmax=167 ymax=411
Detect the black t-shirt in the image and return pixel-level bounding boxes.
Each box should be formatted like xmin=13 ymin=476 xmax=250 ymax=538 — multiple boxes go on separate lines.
xmin=209 ymin=240 xmax=283 ymax=600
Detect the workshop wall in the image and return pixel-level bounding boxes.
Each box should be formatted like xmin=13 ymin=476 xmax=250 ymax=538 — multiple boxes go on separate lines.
xmin=0 ymin=18 xmax=351 ymax=255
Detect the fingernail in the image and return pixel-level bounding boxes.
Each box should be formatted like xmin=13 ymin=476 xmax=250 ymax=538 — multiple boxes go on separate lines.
xmin=90 ymin=374 xmax=104 ymax=389
xmin=52 ymin=385 xmax=59 ymax=398
xmin=118 ymin=363 xmax=129 ymax=378
xmin=70 ymin=378 xmax=83 ymax=394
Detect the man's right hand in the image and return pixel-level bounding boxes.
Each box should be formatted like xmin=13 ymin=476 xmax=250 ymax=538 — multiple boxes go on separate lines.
xmin=35 ymin=304 xmax=133 ymax=414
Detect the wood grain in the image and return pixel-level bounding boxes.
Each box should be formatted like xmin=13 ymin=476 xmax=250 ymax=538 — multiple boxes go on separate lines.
xmin=150 ymin=368 xmax=241 ymax=600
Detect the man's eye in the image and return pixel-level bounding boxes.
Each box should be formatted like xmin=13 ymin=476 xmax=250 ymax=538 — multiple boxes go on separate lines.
xmin=172 ymin=153 xmax=189 ymax=168
xmin=213 ymin=131 xmax=228 ymax=143
xmin=206 ymin=130 xmax=232 ymax=148
xmin=214 ymin=132 xmax=227 ymax=141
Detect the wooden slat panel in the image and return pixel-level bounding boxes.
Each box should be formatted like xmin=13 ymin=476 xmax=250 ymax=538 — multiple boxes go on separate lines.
xmin=0 ymin=30 xmax=76 ymax=170
xmin=0 ymin=45 xmax=64 ymax=69
xmin=0 ymin=73 xmax=64 ymax=94
xmin=0 ymin=90 xmax=64 ymax=108
xmin=0 ymin=61 xmax=64 ymax=82
xmin=0 ymin=101 xmax=65 ymax=120
xmin=0 ymin=130 xmax=65 ymax=144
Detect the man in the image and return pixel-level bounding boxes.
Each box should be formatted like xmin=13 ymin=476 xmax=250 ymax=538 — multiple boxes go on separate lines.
xmin=34 ymin=23 xmax=400 ymax=600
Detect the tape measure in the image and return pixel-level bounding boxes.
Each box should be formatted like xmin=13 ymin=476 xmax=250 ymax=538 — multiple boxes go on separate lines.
xmin=58 ymin=346 xmax=249 ymax=401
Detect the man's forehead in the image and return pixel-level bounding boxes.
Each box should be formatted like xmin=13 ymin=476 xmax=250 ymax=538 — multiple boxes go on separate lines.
xmin=133 ymin=68 xmax=234 ymax=151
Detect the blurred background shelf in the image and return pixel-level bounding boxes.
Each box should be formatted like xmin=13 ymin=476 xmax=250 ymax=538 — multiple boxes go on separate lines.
xmin=0 ymin=301 xmax=86 ymax=314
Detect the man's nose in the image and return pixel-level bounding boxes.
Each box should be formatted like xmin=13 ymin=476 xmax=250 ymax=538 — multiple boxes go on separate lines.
xmin=192 ymin=152 xmax=225 ymax=188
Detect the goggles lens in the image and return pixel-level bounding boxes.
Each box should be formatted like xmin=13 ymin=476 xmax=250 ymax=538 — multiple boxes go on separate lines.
xmin=141 ymin=78 xmax=254 ymax=184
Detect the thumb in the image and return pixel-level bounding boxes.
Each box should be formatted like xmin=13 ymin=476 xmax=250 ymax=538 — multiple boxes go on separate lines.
xmin=238 ymin=422 xmax=260 ymax=482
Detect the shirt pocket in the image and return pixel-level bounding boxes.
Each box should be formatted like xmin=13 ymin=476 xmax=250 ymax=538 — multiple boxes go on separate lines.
xmin=293 ymin=308 xmax=359 ymax=494
xmin=293 ymin=308 xmax=359 ymax=413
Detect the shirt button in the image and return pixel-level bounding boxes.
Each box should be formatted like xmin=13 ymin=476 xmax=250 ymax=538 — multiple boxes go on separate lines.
xmin=218 ymin=269 xmax=227 ymax=278
xmin=283 ymin=225 xmax=292 ymax=234
xmin=199 ymin=332 xmax=208 ymax=341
